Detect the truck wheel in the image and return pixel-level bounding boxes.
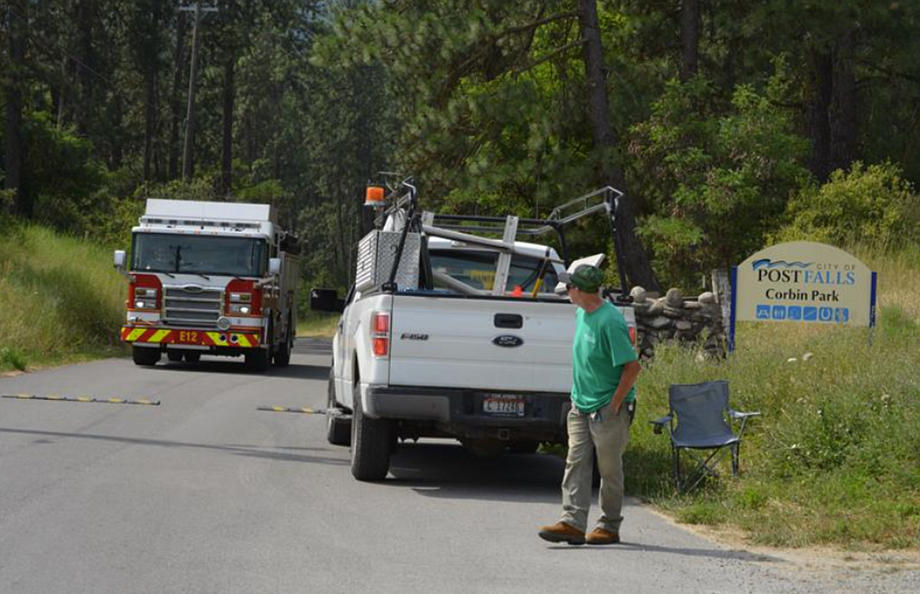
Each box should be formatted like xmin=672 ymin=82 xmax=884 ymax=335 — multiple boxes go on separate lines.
xmin=245 ymin=348 xmax=269 ymax=372
xmin=273 ymin=337 xmax=292 ymax=367
xmin=132 ymin=346 xmax=160 ymax=367
xmin=184 ymin=352 xmax=201 ymax=363
xmin=350 ymin=382 xmax=392 ymax=481
xmin=326 ymin=370 xmax=350 ymax=446
xmin=167 ymin=351 xmax=183 ymax=362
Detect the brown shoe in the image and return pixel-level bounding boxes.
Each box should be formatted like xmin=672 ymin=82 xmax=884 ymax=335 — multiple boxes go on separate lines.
xmin=538 ymin=522 xmax=586 ymax=545
xmin=586 ymin=527 xmax=620 ymax=545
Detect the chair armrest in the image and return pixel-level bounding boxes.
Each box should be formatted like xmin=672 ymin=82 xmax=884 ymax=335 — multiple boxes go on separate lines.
xmin=650 ymin=415 xmax=672 ymax=434
xmin=728 ymin=409 xmax=761 ymax=419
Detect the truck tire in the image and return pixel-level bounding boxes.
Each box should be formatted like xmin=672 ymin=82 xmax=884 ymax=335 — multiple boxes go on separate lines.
xmin=167 ymin=351 xmax=183 ymax=362
xmin=350 ymin=382 xmax=392 ymax=481
xmin=326 ymin=369 xmax=350 ymax=446
xmin=132 ymin=346 xmax=160 ymax=367
xmin=245 ymin=348 xmax=269 ymax=372
xmin=273 ymin=335 xmax=292 ymax=367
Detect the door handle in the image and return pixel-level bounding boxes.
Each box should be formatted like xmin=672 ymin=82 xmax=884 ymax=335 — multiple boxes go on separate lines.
xmin=494 ymin=313 xmax=523 ymax=329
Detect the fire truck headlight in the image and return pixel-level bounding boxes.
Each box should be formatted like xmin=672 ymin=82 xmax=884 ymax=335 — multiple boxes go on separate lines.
xmin=230 ymin=304 xmax=251 ymax=315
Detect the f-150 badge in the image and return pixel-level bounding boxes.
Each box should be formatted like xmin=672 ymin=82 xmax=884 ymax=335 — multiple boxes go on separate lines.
xmin=400 ymin=333 xmax=429 ymax=340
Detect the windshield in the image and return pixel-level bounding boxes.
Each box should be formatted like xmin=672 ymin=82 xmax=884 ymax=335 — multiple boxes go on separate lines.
xmin=132 ymin=233 xmax=268 ymax=277
xmin=429 ymin=249 xmax=559 ymax=294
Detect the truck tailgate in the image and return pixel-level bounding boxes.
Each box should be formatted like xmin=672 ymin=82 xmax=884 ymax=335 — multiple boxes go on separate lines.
xmin=388 ymin=295 xmax=576 ymax=393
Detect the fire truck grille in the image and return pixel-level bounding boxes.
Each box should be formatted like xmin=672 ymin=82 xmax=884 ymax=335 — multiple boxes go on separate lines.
xmin=164 ymin=287 xmax=223 ymax=327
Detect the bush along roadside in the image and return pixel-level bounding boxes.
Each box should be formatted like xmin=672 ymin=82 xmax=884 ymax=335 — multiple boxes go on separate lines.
xmin=0 ymin=221 xmax=128 ymax=373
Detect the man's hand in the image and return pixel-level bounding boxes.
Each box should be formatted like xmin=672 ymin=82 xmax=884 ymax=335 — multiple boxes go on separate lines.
xmin=612 ymin=360 xmax=641 ymax=414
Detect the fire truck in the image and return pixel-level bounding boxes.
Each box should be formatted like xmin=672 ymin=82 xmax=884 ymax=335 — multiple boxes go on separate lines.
xmin=114 ymin=199 xmax=299 ymax=371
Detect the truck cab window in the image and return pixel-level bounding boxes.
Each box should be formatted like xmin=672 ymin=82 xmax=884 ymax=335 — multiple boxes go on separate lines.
xmin=429 ymin=249 xmax=559 ymax=294
xmin=132 ymin=233 xmax=268 ymax=277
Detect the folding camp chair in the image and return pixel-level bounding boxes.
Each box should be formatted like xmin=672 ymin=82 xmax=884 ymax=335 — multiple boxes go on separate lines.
xmin=650 ymin=381 xmax=760 ymax=492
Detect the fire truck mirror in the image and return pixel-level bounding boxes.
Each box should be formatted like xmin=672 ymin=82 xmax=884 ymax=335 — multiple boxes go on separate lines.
xmin=114 ymin=250 xmax=127 ymax=270
xmin=269 ymin=257 xmax=281 ymax=276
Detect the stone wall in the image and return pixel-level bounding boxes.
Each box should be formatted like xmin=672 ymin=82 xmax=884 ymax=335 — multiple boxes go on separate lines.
xmin=629 ymin=286 xmax=726 ymax=359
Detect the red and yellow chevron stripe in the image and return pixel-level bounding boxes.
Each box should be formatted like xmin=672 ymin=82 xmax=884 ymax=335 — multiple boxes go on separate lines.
xmin=120 ymin=327 xmax=260 ymax=348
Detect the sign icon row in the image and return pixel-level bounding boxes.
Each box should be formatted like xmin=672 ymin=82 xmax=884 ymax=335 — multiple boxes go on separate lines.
xmin=756 ymin=305 xmax=849 ymax=323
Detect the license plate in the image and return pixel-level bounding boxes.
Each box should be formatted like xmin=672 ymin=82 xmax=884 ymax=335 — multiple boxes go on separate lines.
xmin=483 ymin=394 xmax=525 ymax=417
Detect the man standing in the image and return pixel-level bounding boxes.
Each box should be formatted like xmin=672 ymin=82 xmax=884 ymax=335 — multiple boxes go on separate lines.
xmin=539 ymin=264 xmax=641 ymax=545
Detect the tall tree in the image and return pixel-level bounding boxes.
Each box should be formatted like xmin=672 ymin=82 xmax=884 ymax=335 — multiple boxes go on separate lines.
xmin=4 ymin=1 xmax=27 ymax=216
xmin=578 ymin=0 xmax=659 ymax=291
xmin=680 ymin=0 xmax=700 ymax=82
xmin=169 ymin=8 xmax=188 ymax=180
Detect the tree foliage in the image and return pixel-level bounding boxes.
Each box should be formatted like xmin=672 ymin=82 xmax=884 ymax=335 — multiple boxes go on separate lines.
xmin=775 ymin=161 xmax=920 ymax=249
xmin=2 ymin=0 xmax=920 ymax=294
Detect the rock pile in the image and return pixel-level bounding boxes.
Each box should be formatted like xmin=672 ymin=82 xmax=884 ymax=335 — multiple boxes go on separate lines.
xmin=629 ymin=286 xmax=725 ymax=359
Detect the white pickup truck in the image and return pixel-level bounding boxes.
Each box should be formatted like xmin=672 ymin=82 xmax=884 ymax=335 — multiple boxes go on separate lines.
xmin=311 ymin=185 xmax=637 ymax=481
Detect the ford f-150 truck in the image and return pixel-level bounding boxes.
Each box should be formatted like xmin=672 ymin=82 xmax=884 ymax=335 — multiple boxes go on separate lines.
xmin=311 ymin=181 xmax=635 ymax=481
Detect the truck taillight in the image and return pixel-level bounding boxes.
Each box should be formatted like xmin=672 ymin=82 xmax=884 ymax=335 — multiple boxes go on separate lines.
xmin=371 ymin=311 xmax=390 ymax=357
xmin=129 ymin=274 xmax=162 ymax=311
xmin=226 ymin=279 xmax=262 ymax=316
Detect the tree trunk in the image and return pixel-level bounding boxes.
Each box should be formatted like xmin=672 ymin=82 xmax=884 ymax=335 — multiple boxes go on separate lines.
xmin=74 ymin=0 xmax=96 ymax=136
xmin=220 ymin=55 xmax=235 ymax=196
xmin=829 ymin=29 xmax=857 ymax=174
xmin=143 ymin=72 xmax=157 ymax=181
xmin=805 ymin=48 xmax=833 ymax=181
xmin=4 ymin=1 xmax=27 ymax=217
xmin=577 ymin=0 xmax=660 ymax=292
xmin=169 ymin=10 xmax=187 ymax=180
xmin=680 ymin=0 xmax=700 ymax=82
xmin=182 ymin=3 xmax=203 ymax=181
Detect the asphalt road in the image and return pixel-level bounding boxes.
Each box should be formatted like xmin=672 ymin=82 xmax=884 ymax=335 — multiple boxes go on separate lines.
xmin=1 ymin=340 xmax=917 ymax=594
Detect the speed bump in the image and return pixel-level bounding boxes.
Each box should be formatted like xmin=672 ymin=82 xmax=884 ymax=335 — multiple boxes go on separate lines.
xmin=2 ymin=394 xmax=160 ymax=406
xmin=257 ymin=406 xmax=327 ymax=414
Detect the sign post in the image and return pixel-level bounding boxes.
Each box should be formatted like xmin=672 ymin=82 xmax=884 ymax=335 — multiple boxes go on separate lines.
xmin=729 ymin=241 xmax=877 ymax=351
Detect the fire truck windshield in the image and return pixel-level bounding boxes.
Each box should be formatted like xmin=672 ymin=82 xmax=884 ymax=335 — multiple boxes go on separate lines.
xmin=132 ymin=233 xmax=268 ymax=277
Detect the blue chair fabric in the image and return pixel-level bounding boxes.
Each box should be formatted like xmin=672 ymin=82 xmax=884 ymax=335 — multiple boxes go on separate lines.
xmin=651 ymin=380 xmax=759 ymax=491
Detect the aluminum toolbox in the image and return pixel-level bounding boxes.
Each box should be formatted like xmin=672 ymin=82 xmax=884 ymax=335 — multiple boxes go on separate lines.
xmin=355 ymin=230 xmax=421 ymax=292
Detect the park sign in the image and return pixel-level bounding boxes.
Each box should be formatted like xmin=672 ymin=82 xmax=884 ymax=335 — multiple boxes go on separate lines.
xmin=729 ymin=241 xmax=877 ymax=350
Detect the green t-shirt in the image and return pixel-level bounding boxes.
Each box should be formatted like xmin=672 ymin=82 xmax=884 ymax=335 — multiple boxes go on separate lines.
xmin=571 ymin=301 xmax=638 ymax=413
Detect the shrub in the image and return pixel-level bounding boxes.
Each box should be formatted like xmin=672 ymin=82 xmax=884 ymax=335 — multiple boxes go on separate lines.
xmin=775 ymin=161 xmax=920 ymax=249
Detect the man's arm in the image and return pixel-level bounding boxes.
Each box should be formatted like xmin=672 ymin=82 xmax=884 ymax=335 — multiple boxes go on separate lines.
xmin=612 ymin=360 xmax=641 ymax=414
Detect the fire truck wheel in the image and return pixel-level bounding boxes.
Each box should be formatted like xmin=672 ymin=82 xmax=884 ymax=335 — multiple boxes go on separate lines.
xmin=273 ymin=337 xmax=291 ymax=367
xmin=132 ymin=346 xmax=160 ymax=367
xmin=167 ymin=351 xmax=184 ymax=362
xmin=245 ymin=348 xmax=269 ymax=372
xmin=350 ymin=381 xmax=392 ymax=481
xmin=326 ymin=369 xmax=351 ymax=446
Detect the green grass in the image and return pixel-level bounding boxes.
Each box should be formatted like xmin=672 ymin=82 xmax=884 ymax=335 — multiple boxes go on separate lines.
xmin=297 ymin=310 xmax=340 ymax=338
xmin=0 ymin=220 xmax=128 ymax=372
xmin=626 ymin=245 xmax=920 ymax=550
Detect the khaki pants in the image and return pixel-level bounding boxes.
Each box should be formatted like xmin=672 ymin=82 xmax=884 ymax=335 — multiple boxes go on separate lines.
xmin=560 ymin=399 xmax=632 ymax=533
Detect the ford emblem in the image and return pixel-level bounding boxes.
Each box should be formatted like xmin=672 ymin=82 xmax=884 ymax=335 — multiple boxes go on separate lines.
xmin=493 ymin=335 xmax=524 ymax=348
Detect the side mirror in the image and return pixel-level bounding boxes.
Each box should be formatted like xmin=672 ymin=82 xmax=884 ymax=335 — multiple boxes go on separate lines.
xmin=310 ymin=288 xmax=345 ymax=313
xmin=114 ymin=250 xmax=127 ymax=270
xmin=269 ymin=257 xmax=281 ymax=276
